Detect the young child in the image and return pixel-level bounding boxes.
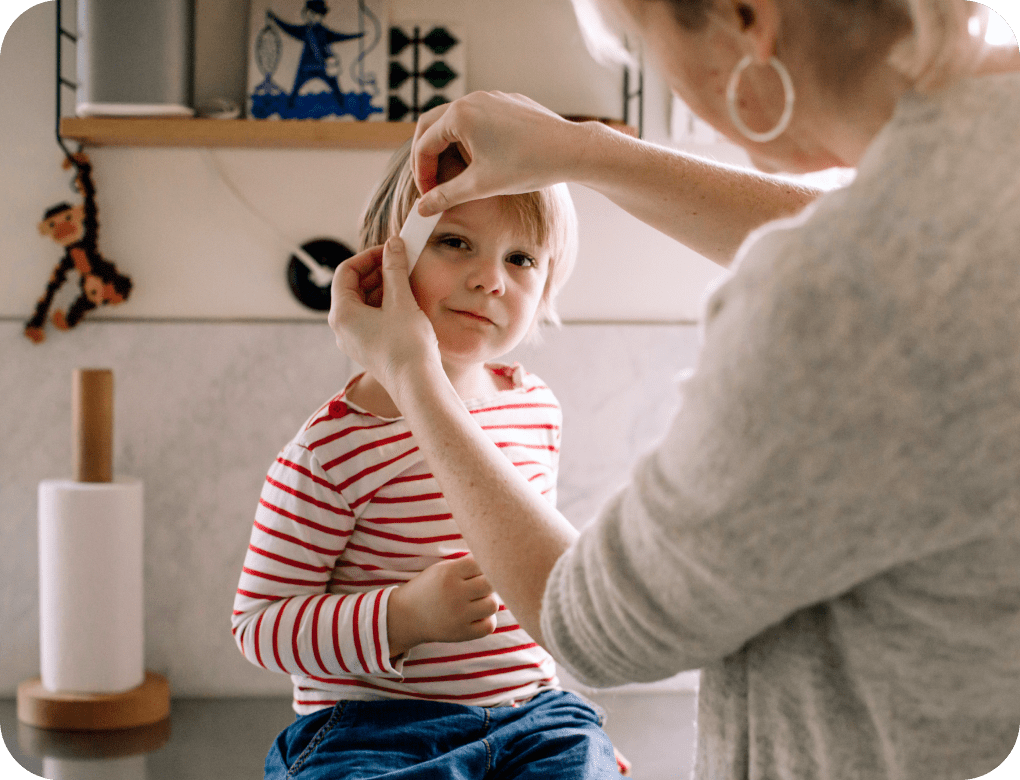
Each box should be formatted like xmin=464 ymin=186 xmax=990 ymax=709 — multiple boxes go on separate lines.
xmin=232 ymin=141 xmax=626 ymax=778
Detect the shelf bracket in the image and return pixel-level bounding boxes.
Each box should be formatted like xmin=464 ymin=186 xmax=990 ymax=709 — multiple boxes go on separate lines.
xmin=55 ymin=0 xmax=80 ymax=161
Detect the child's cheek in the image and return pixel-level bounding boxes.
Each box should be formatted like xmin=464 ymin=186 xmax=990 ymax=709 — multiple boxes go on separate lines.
xmin=408 ymin=271 xmax=443 ymax=334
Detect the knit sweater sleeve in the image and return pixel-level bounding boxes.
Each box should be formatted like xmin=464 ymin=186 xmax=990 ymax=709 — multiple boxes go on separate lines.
xmin=540 ymin=189 xmax=1010 ymax=688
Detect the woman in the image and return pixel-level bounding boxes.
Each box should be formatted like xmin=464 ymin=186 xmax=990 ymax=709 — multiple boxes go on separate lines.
xmin=329 ymin=0 xmax=1020 ymax=777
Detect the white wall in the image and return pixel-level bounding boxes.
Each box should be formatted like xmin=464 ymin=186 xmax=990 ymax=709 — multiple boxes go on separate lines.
xmin=1 ymin=0 xmax=730 ymax=327
xmin=0 ymin=0 xmax=709 ymax=704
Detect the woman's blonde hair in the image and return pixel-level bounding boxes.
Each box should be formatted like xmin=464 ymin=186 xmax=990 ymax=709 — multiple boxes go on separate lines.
xmin=359 ymin=140 xmax=578 ymax=333
xmin=887 ymin=0 xmax=988 ymax=91
xmin=570 ymin=0 xmax=988 ymax=93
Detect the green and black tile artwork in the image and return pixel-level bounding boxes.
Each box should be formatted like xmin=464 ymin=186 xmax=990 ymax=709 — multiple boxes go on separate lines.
xmin=388 ymin=24 xmax=464 ymax=121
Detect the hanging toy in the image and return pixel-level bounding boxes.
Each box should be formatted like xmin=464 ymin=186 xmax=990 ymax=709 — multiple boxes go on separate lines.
xmin=25 ymin=153 xmax=133 ymax=344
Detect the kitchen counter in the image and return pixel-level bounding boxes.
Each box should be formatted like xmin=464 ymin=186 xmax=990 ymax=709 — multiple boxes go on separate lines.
xmin=2 ymin=697 xmax=294 ymax=780
xmin=2 ymin=691 xmax=696 ymax=779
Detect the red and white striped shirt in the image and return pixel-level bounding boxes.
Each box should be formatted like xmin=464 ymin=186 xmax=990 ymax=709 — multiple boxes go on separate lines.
xmin=232 ymin=363 xmax=562 ymax=715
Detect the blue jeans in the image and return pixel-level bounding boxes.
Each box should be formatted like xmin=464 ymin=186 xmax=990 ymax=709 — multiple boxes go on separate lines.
xmin=265 ymin=690 xmax=621 ymax=779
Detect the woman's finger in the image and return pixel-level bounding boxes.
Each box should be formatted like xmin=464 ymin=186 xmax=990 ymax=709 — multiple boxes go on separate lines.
xmin=343 ymin=244 xmax=385 ymax=278
xmin=332 ymin=256 xmax=368 ymax=308
xmin=335 ymin=247 xmax=380 ymax=298
xmin=418 ymin=165 xmax=484 ymax=218
xmin=412 ymin=101 xmax=456 ymax=195
xmin=379 ymin=236 xmax=417 ymax=308
xmin=359 ymin=266 xmax=383 ymax=307
xmin=365 ymin=285 xmax=383 ymax=309
xmin=336 ymin=246 xmax=383 ymax=303
xmin=328 ymin=246 xmax=382 ymax=334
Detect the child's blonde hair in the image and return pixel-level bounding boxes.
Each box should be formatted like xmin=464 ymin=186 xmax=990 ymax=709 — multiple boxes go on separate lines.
xmin=360 ymin=140 xmax=578 ymax=332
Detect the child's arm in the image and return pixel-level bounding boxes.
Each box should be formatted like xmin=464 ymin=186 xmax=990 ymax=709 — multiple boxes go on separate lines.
xmin=385 ymin=554 xmax=499 ymax=659
xmin=231 ymin=442 xmax=405 ymax=679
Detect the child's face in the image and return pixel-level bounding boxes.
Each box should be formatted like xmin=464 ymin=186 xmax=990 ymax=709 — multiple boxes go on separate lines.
xmin=410 ymin=197 xmax=550 ymax=367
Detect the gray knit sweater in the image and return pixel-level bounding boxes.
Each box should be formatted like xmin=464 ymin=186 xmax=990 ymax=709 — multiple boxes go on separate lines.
xmin=541 ymin=72 xmax=1020 ymax=780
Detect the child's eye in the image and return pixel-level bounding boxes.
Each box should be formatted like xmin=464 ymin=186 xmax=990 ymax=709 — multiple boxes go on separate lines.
xmin=506 ymin=253 xmax=537 ymax=268
xmin=437 ymin=236 xmax=470 ymax=250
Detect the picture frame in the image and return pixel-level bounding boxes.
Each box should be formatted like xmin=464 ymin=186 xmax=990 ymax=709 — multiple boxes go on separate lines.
xmin=247 ymin=0 xmax=389 ymax=121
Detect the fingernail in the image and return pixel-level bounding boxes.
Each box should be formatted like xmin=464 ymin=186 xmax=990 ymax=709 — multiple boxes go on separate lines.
xmin=387 ymin=236 xmax=405 ymax=251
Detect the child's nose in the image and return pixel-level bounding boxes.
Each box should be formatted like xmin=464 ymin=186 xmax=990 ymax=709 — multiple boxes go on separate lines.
xmin=466 ymin=258 xmax=505 ymax=295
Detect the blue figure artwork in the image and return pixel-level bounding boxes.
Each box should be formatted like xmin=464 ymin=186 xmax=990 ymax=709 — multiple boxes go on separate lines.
xmin=250 ymin=0 xmax=385 ymax=120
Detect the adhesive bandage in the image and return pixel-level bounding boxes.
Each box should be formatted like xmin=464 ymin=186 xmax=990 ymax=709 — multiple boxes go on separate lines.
xmin=398 ymin=200 xmax=442 ymax=275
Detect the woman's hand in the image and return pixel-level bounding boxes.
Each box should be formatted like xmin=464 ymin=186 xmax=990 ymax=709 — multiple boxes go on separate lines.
xmin=328 ymin=237 xmax=441 ymax=399
xmin=411 ymin=91 xmax=589 ymax=216
xmin=387 ymin=554 xmax=500 ymax=657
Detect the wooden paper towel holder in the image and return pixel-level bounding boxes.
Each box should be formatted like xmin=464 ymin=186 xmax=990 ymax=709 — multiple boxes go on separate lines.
xmin=17 ymin=672 xmax=171 ymax=731
xmin=18 ymin=369 xmax=170 ymax=731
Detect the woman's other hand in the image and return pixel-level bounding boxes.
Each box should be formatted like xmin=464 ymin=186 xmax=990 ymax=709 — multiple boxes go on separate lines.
xmin=411 ymin=91 xmax=588 ymax=216
xmin=328 ymin=237 xmax=441 ymax=397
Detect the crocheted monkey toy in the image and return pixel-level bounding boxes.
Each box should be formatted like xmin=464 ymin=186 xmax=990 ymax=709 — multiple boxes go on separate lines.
xmin=25 ymin=153 xmax=132 ymax=343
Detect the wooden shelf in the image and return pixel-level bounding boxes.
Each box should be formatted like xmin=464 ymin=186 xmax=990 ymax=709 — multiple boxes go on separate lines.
xmin=59 ymin=116 xmax=636 ymax=150
xmin=59 ymin=117 xmax=418 ymax=149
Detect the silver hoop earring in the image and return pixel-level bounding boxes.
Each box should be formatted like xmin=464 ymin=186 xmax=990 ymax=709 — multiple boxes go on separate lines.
xmin=726 ymin=55 xmax=795 ymax=144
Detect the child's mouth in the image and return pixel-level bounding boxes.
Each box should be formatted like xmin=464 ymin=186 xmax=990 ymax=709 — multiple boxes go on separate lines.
xmin=451 ymin=309 xmax=495 ymax=325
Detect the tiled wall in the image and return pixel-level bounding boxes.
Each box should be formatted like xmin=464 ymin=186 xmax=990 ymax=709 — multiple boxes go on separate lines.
xmin=0 ymin=319 xmax=701 ymax=697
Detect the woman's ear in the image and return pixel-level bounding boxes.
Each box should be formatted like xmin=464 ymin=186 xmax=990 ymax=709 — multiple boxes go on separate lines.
xmin=730 ymin=0 xmax=780 ymax=62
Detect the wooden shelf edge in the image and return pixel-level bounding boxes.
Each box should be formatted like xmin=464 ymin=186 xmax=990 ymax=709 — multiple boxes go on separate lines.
xmin=59 ymin=116 xmax=637 ymax=150
xmin=59 ymin=117 xmax=418 ymax=150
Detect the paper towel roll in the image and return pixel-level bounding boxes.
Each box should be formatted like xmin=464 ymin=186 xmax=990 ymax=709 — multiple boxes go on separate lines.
xmin=39 ymin=479 xmax=145 ymax=695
